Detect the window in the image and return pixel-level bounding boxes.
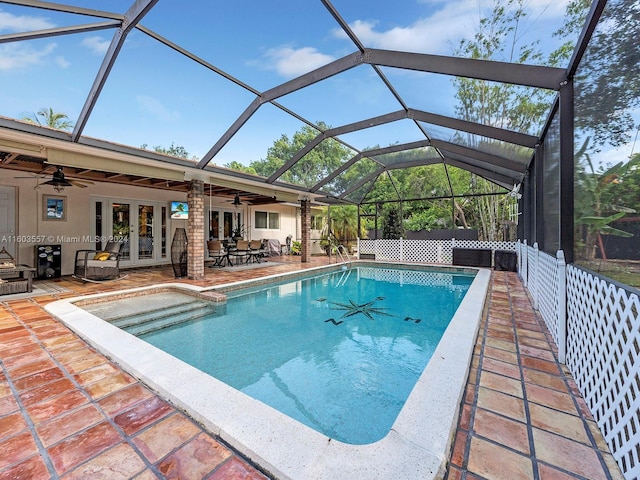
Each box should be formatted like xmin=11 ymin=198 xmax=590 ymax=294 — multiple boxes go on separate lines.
xmin=311 ymin=215 xmax=324 ymax=230
xmin=255 ymin=211 xmax=279 ymax=229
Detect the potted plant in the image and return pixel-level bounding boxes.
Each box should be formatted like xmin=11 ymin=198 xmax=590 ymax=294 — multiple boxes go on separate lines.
xmin=290 ymin=240 xmax=302 ymax=255
xmin=232 ymin=224 xmax=245 ymax=241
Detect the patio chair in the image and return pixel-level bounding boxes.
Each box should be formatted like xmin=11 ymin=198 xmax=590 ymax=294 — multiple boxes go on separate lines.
xmin=74 ymin=240 xmax=125 ymax=282
xmin=229 ymin=240 xmax=250 ymax=265
xmin=248 ymin=240 xmax=266 ymax=263
xmin=206 ymin=240 xmax=227 ymax=267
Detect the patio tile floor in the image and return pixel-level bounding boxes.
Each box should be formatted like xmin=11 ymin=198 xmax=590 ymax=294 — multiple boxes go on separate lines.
xmin=0 ymin=256 xmax=624 ymax=479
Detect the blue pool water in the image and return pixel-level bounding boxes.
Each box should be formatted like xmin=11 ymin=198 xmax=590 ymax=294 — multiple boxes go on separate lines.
xmin=138 ymin=266 xmax=475 ymax=444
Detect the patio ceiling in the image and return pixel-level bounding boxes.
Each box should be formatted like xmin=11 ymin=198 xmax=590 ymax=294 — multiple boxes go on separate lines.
xmin=0 ymin=0 xmax=573 ymax=204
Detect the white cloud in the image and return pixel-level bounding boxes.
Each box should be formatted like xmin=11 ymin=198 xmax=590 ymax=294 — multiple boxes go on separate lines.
xmin=264 ymin=46 xmax=335 ymax=77
xmin=55 ymin=56 xmax=70 ymax=68
xmin=81 ymin=36 xmax=110 ymax=55
xmin=337 ymin=0 xmax=571 ymax=55
xmin=135 ymin=94 xmax=181 ymax=122
xmin=0 ymin=9 xmax=55 ymax=33
xmin=0 ymin=43 xmax=56 ymax=71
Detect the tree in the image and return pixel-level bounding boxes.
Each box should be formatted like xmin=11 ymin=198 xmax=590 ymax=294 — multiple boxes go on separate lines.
xmin=247 ymin=122 xmax=352 ymax=188
xmin=22 ymin=107 xmax=73 ymax=130
xmin=141 ymin=142 xmax=196 ymax=160
xmin=450 ymin=0 xmax=552 ymax=240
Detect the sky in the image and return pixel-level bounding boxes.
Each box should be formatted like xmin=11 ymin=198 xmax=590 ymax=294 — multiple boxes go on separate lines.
xmin=0 ymin=0 xmax=579 ymax=170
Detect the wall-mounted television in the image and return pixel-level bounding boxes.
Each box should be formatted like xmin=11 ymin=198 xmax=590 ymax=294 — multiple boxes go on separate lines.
xmin=170 ymin=201 xmax=189 ymax=219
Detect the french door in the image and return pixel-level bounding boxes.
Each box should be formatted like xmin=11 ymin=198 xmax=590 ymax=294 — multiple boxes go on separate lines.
xmin=92 ymin=197 xmax=168 ymax=266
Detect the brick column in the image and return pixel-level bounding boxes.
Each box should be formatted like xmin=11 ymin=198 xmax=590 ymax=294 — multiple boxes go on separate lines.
xmin=187 ymin=179 xmax=205 ymax=280
xmin=301 ymin=199 xmax=311 ymax=263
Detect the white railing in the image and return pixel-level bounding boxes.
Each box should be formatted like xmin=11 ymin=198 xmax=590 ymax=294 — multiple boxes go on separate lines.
xmin=357 ymin=238 xmax=516 ymax=265
xmin=517 ymin=241 xmax=639 ymax=480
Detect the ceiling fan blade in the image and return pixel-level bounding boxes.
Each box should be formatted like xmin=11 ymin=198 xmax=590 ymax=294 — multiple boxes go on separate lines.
xmin=68 ymin=179 xmax=89 ymax=188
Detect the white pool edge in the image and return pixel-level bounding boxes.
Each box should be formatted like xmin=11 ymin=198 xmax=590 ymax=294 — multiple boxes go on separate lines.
xmin=45 ymin=265 xmax=491 ymax=480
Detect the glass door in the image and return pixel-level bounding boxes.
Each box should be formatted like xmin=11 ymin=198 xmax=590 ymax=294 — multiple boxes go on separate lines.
xmin=137 ymin=203 xmax=154 ymax=261
xmin=112 ymin=202 xmax=131 ymax=261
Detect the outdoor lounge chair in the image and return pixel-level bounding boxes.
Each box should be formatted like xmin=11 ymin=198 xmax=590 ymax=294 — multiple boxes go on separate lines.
xmin=74 ymin=240 xmax=125 ymax=282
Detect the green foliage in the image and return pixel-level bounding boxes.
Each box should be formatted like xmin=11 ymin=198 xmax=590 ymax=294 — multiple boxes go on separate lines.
xmin=382 ymin=207 xmax=404 ymax=239
xmin=22 ymin=107 xmax=73 ymax=130
xmin=240 ymin=122 xmax=352 ymax=188
xmin=141 ymin=142 xmax=195 ymax=160
xmin=223 ymin=161 xmax=257 ymax=175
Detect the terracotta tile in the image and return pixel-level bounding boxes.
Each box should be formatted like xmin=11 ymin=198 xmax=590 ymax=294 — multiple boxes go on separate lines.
xmin=25 ymin=389 xmax=88 ymax=424
xmin=484 ymin=336 xmax=517 ymax=353
xmin=40 ymin=333 xmax=78 ymax=349
xmin=476 ymin=386 xmax=526 ymax=422
xmin=538 ymin=462 xmax=583 ymax=480
xmin=156 ymin=433 xmax=232 ymax=479
xmin=482 ymin=356 xmax=521 ymax=380
xmin=53 ymin=347 xmax=96 ymax=366
xmin=450 ymin=430 xmax=468 ymax=467
xmin=98 ymin=383 xmax=154 ymax=417
xmin=0 ymin=430 xmax=39 ymax=470
xmin=483 ymin=345 xmax=518 ymax=364
xmin=519 ymin=344 xmax=556 ymax=362
xmin=519 ymin=336 xmax=552 ymax=350
xmin=458 ymin=404 xmax=472 ymax=431
xmin=532 ymin=428 xmax=608 ymax=480
xmin=209 ymin=456 xmax=268 ymax=479
xmin=0 ymin=454 xmax=51 ymax=480
xmin=0 ymin=394 xmax=19 ymax=416
xmin=445 ymin=466 xmax=463 ymax=480
xmin=19 ymin=378 xmax=76 ymax=407
xmin=132 ymin=469 xmax=161 ymax=480
xmin=0 ymin=411 xmax=28 ymax=439
xmin=526 ymin=384 xmax=578 ymax=415
xmin=114 ymin=396 xmax=174 ymax=436
xmin=36 ymin=404 xmax=105 ymax=447
xmin=521 ymin=356 xmax=561 ymax=375
xmin=479 ymin=370 xmax=523 ymax=398
xmin=61 ymin=442 xmax=146 ymax=480
xmin=7 ymin=358 xmax=56 ymax=381
xmin=84 ymin=372 xmax=136 ymax=400
xmin=529 ymin=403 xmax=589 ymax=444
xmin=467 ymin=436 xmax=533 ymax=480
xmin=12 ymin=367 xmax=65 ymax=392
xmin=0 ymin=346 xmax=47 ymax=369
xmin=132 ymin=413 xmax=200 ymax=463
xmin=522 ymin=368 xmax=567 ymax=392
xmin=473 ymin=408 xmax=530 ymax=454
xmin=48 ymin=421 xmax=121 ymax=474
xmin=64 ymin=354 xmax=109 ymax=374
xmin=73 ymin=363 xmax=121 ymax=387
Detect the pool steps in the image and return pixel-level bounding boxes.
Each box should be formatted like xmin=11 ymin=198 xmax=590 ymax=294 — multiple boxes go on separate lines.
xmin=103 ymin=299 xmax=219 ymax=336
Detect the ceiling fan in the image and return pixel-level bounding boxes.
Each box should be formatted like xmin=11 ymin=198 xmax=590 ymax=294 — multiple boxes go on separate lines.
xmin=227 ymin=193 xmax=243 ymax=206
xmin=16 ymin=166 xmax=94 ymax=192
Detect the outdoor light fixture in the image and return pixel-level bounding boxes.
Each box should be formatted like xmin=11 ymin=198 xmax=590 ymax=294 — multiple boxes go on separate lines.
xmin=43 ymin=167 xmax=73 ymax=193
xmin=232 ymin=194 xmax=242 ymax=206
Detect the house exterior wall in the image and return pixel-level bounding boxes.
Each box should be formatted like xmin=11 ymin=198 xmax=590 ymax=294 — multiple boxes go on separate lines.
xmin=1 ymin=177 xmax=301 ymax=276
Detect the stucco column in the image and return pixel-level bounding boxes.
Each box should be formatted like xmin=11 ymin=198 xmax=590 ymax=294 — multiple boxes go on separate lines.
xmin=301 ymin=198 xmax=311 ymax=263
xmin=187 ymin=179 xmax=205 ymax=280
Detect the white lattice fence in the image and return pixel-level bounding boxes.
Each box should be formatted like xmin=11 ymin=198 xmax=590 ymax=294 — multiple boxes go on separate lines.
xmin=536 ymin=249 xmax=560 ymax=343
xmin=357 ymin=238 xmax=509 ymax=265
xmin=403 ymin=239 xmax=448 ymax=263
xmin=566 ymin=266 xmax=640 ymax=479
xmin=452 ymin=239 xmax=516 ymax=252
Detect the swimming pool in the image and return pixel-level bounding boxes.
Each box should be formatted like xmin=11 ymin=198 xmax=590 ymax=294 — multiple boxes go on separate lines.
xmin=47 ymin=261 xmax=490 ymax=479
xmin=85 ymin=266 xmax=474 ymax=445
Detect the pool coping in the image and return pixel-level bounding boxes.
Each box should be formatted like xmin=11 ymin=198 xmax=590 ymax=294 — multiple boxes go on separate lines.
xmin=45 ymin=262 xmax=491 ymax=480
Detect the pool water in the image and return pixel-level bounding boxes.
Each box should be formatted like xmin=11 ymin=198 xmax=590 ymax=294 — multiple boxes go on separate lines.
xmin=85 ymin=267 xmax=475 ymax=445
xmin=126 ymin=266 xmax=474 ymax=445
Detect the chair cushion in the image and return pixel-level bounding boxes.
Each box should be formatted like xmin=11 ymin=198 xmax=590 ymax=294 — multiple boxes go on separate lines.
xmin=93 ymin=252 xmax=111 ymax=261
